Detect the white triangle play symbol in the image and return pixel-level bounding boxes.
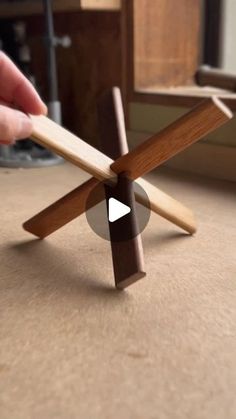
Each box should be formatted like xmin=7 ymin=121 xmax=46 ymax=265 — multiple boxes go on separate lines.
xmin=108 ymin=198 xmax=131 ymax=223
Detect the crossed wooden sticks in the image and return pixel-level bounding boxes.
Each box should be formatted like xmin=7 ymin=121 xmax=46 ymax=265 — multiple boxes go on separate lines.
xmin=23 ymin=88 xmax=232 ymax=288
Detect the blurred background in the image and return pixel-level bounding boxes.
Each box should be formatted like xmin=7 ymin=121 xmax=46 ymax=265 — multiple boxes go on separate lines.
xmin=0 ymin=0 xmax=235 ymax=177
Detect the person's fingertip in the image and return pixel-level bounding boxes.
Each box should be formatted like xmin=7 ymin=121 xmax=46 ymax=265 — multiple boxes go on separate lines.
xmin=15 ymin=112 xmax=33 ymax=140
xmin=0 ymin=139 xmax=14 ymax=145
xmin=41 ymin=102 xmax=48 ymax=115
xmin=32 ymin=100 xmax=47 ymax=116
xmin=34 ymin=89 xmax=47 ymax=115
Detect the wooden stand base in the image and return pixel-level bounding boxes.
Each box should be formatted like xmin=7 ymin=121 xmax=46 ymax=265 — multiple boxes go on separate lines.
xmin=23 ymin=89 xmax=232 ymax=288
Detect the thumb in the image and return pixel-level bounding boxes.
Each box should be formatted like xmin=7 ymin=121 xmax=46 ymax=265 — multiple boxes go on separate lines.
xmin=0 ymin=105 xmax=33 ymax=144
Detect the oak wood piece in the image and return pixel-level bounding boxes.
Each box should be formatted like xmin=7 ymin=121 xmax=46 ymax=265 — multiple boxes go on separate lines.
xmin=97 ymin=87 xmax=145 ymax=288
xmin=30 ymin=115 xmax=115 ymax=181
xmin=111 ymin=97 xmax=233 ymax=179
xmin=136 ymin=178 xmax=196 ymax=235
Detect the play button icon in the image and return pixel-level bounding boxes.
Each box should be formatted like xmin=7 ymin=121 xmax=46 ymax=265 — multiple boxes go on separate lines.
xmin=108 ymin=198 xmax=131 ymax=223
xmin=85 ymin=177 xmax=150 ymax=242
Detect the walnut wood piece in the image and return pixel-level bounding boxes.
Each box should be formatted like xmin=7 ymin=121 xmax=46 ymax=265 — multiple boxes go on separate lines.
xmin=196 ymin=66 xmax=236 ymax=92
xmin=97 ymin=87 xmax=145 ymax=288
xmin=111 ymin=97 xmax=233 ymax=179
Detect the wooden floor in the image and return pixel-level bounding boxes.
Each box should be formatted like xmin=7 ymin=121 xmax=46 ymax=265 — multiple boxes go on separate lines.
xmin=0 ymin=163 xmax=236 ymax=419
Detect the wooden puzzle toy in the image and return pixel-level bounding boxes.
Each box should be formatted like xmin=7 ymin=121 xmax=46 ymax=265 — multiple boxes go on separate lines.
xmin=23 ymin=88 xmax=232 ymax=288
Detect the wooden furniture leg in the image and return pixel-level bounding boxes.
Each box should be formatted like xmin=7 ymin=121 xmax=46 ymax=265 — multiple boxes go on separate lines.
xmin=97 ymin=87 xmax=145 ymax=288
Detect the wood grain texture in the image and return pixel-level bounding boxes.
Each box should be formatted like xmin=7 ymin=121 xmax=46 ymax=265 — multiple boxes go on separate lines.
xmin=30 ymin=115 xmax=115 ymax=181
xmin=196 ymin=66 xmax=236 ymax=92
xmin=23 ymin=178 xmax=102 ymax=239
xmin=23 ymin=175 xmax=197 ymax=238
xmin=23 ymin=174 xmax=197 ymax=238
xmin=136 ymin=178 xmax=196 ymax=235
xmin=111 ymin=97 xmax=233 ymax=179
xmin=133 ymin=0 xmax=202 ymax=89
xmin=27 ymin=105 xmax=199 ymax=235
xmin=97 ymin=87 xmax=145 ymax=288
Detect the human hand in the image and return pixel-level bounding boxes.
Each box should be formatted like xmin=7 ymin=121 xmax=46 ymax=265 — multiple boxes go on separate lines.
xmin=0 ymin=52 xmax=47 ymax=145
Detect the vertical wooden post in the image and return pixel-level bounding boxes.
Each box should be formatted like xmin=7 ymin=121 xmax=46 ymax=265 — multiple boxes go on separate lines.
xmin=97 ymin=87 xmax=146 ymax=289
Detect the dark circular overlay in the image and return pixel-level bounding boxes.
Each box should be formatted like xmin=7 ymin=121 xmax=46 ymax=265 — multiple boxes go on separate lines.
xmin=85 ymin=176 xmax=151 ymax=242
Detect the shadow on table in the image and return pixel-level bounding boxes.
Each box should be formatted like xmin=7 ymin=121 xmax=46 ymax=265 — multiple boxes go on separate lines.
xmin=6 ymin=238 xmax=131 ymax=303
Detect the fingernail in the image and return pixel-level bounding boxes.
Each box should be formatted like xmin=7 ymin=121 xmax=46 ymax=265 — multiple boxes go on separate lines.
xmin=16 ymin=112 xmax=33 ymax=140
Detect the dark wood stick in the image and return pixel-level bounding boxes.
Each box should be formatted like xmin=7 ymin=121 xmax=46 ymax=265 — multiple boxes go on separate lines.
xmin=97 ymin=87 xmax=145 ymax=289
xmin=196 ymin=65 xmax=236 ymax=92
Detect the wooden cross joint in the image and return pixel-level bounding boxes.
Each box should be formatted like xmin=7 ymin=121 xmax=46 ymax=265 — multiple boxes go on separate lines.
xmin=23 ymin=88 xmax=233 ymax=289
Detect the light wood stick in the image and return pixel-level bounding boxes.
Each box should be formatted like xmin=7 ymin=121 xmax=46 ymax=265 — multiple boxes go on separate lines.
xmin=136 ymin=178 xmax=196 ymax=234
xmin=97 ymin=87 xmax=145 ymax=288
xmin=30 ymin=114 xmax=115 ymax=181
xmin=23 ymin=175 xmax=197 ymax=238
xmin=30 ymin=97 xmax=232 ymax=184
xmin=111 ymin=97 xmax=233 ymax=179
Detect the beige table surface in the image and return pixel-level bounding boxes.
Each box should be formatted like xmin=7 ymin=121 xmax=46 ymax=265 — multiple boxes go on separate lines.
xmin=0 ymin=163 xmax=236 ymax=419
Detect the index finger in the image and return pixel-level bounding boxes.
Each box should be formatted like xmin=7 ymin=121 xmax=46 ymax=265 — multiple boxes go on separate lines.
xmin=0 ymin=52 xmax=47 ymax=115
